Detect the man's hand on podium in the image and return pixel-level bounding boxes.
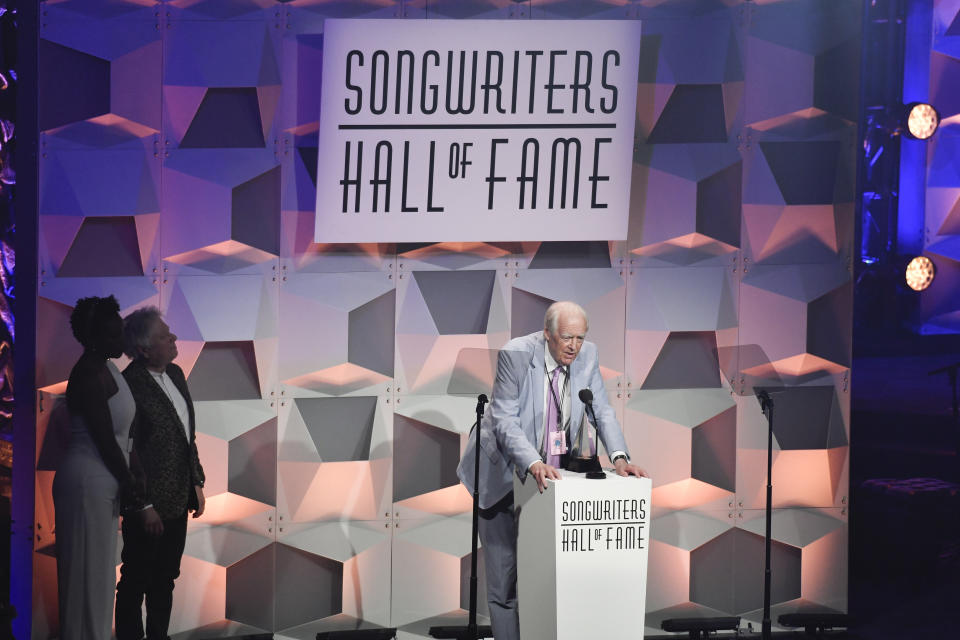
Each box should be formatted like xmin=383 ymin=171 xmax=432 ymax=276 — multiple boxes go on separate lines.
xmin=614 ymin=457 xmax=649 ymax=479
xmin=529 ymin=461 xmax=562 ymax=492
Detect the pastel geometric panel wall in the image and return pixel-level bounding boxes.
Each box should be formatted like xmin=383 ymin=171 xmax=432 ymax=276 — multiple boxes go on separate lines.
xmin=630 ymin=5 xmax=745 ymax=267
xmin=161 ymin=17 xmax=282 ymax=276
xmin=276 ymin=392 xmax=393 ymax=525
xmin=279 ymin=272 xmax=395 ymax=395
xmin=32 ymin=2 xmax=858 ymax=638
xmin=920 ymin=0 xmax=960 ymax=332
xmin=624 ymin=265 xmax=739 ymax=515
xmin=395 ymin=266 xmax=511 ymax=396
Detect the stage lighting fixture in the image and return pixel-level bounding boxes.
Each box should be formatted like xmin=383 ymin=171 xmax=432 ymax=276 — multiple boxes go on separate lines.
xmin=778 ymin=612 xmax=849 ymax=634
xmin=904 ymin=102 xmax=939 ymax=140
xmin=316 ymin=630 xmax=397 ymax=639
xmin=905 ymin=255 xmax=935 ymax=291
xmin=428 ymin=625 xmax=493 ymax=639
xmin=661 ymin=616 xmax=741 ymax=639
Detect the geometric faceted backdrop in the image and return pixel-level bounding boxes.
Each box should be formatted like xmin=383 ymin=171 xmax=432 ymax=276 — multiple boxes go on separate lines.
xmin=32 ymin=1 xmax=857 ymax=638
xmin=920 ymin=0 xmax=960 ymax=332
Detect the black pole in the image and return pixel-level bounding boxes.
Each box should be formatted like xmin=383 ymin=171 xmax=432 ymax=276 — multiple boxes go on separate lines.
xmin=429 ymin=394 xmax=491 ymax=640
xmin=467 ymin=393 xmax=487 ymax=634
xmin=759 ymin=391 xmax=774 ymax=640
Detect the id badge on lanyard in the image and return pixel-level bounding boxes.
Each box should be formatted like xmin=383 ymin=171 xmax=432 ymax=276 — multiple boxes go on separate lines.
xmin=548 ymin=367 xmax=568 ymax=456
xmin=549 ymin=429 xmax=568 ymax=456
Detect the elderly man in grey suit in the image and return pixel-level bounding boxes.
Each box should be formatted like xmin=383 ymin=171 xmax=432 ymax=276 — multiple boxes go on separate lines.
xmin=457 ymin=301 xmax=647 ymax=640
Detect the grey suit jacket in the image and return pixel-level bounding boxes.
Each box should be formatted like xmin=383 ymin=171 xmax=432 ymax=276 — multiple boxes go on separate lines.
xmin=457 ymin=331 xmax=629 ymax=509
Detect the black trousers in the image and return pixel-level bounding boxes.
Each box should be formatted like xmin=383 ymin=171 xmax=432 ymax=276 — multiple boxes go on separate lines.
xmin=115 ymin=511 xmax=188 ymax=640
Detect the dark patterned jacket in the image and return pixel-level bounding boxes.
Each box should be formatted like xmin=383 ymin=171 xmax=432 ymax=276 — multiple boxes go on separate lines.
xmin=123 ymin=360 xmax=205 ymax=520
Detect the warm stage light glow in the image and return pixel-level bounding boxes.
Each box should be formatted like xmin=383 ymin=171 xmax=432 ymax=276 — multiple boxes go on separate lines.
xmin=905 ymin=256 xmax=936 ymax=291
xmin=905 ymin=102 xmax=939 ymax=140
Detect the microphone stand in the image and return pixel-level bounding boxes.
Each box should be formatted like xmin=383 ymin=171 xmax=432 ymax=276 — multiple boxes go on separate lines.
xmin=429 ymin=394 xmax=492 ymax=640
xmin=756 ymin=389 xmax=774 ymax=640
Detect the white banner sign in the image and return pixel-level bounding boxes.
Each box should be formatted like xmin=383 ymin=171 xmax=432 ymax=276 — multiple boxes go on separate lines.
xmin=315 ymin=19 xmax=641 ymax=243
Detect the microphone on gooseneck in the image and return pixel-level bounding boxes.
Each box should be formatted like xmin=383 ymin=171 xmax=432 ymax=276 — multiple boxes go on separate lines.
xmin=577 ymin=388 xmax=605 ymax=478
xmin=579 ymin=388 xmax=596 ymax=424
xmin=579 ymin=389 xmax=599 ymax=452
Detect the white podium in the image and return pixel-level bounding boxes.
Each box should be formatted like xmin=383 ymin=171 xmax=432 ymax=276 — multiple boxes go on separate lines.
xmin=514 ymin=470 xmax=652 ymax=640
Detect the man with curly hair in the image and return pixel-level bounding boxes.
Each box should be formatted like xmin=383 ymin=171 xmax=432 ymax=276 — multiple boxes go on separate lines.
xmin=115 ymin=307 xmax=205 ymax=640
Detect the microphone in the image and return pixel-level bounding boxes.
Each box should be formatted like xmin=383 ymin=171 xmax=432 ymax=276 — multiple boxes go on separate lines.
xmin=476 ymin=393 xmax=489 ymax=413
xmin=574 ymin=389 xmax=604 ymax=478
xmin=578 ymin=389 xmax=598 ymax=433
xmin=754 ymin=388 xmax=776 ymax=417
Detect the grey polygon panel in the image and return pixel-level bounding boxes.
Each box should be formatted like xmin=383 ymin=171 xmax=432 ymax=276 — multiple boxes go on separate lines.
xmin=528 ymin=241 xmax=612 ymax=269
xmin=429 ymin=0 xmax=509 ymax=18
xmin=37 ymin=298 xmax=80 ymax=387
xmin=938 ymin=197 xmax=960 ymax=235
xmin=690 ymin=528 xmax=801 ymax=614
xmin=348 ymin=290 xmax=396 ymax=377
xmin=696 ymin=162 xmax=742 ymax=248
xmin=764 ymin=386 xmax=847 ymax=450
xmin=511 ymin=289 xmax=553 ymax=339
xmin=232 ymin=166 xmax=281 ymax=255
xmin=814 ymin=39 xmax=861 ymax=123
xmin=447 ymin=348 xmax=499 ymax=395
xmin=691 ymin=406 xmax=736 ymax=492
xmin=930 ymin=52 xmax=960 ymax=136
xmin=226 ymin=542 xmax=344 ymax=631
xmin=228 ymin=418 xmax=277 ymax=506
xmin=642 ymin=331 xmax=721 ymax=390
xmin=188 ymin=341 xmax=262 ymax=400
xmin=58 ymin=217 xmax=144 ymax=277
xmin=297 ymin=145 xmax=318 ymax=186
xmin=413 ymin=270 xmax=495 ymax=335
xmin=295 ymin=34 xmax=324 ymax=127
xmin=36 ymin=399 xmax=70 ymax=472
xmin=647 ymin=84 xmax=727 ymax=144
xmin=226 ymin=543 xmax=275 ymax=630
xmin=397 ymin=243 xmax=435 ymax=254
xmin=806 ymin=282 xmax=852 ymax=368
xmin=39 ymin=40 xmax=110 ymax=130
xmin=275 ymin=543 xmax=344 ymax=628
xmin=393 ymin=414 xmax=460 ymax=503
xmin=460 ymin=548 xmax=490 ymax=617
xmin=760 ymin=141 xmax=841 ymax=205
xmin=295 ymin=397 xmax=377 ymax=462
xmin=180 ymin=88 xmax=266 ymax=149
xmin=949 ymin=10 xmax=960 ymax=36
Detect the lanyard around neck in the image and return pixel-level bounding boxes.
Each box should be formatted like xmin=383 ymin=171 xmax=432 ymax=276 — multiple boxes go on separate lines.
xmin=546 ymin=364 xmax=568 ymax=429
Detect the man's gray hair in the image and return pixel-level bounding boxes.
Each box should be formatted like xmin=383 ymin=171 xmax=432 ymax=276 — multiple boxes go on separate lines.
xmin=544 ymin=301 xmax=589 ymax=333
xmin=122 ymin=306 xmax=163 ymax=360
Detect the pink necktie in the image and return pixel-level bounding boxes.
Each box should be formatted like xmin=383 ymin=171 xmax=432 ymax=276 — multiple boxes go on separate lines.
xmin=544 ymin=367 xmax=562 ymax=467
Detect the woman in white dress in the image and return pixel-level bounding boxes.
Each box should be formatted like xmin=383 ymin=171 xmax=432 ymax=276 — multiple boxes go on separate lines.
xmin=53 ymin=296 xmax=138 ymax=640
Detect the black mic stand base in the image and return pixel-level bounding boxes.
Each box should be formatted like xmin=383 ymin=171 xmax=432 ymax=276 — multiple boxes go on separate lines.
xmin=561 ymin=454 xmax=605 ymax=477
xmin=427 ymin=624 xmax=493 ymax=639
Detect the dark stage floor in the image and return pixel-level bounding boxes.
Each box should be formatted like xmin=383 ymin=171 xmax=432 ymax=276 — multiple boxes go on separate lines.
xmin=847 ymin=345 xmax=960 ymax=640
